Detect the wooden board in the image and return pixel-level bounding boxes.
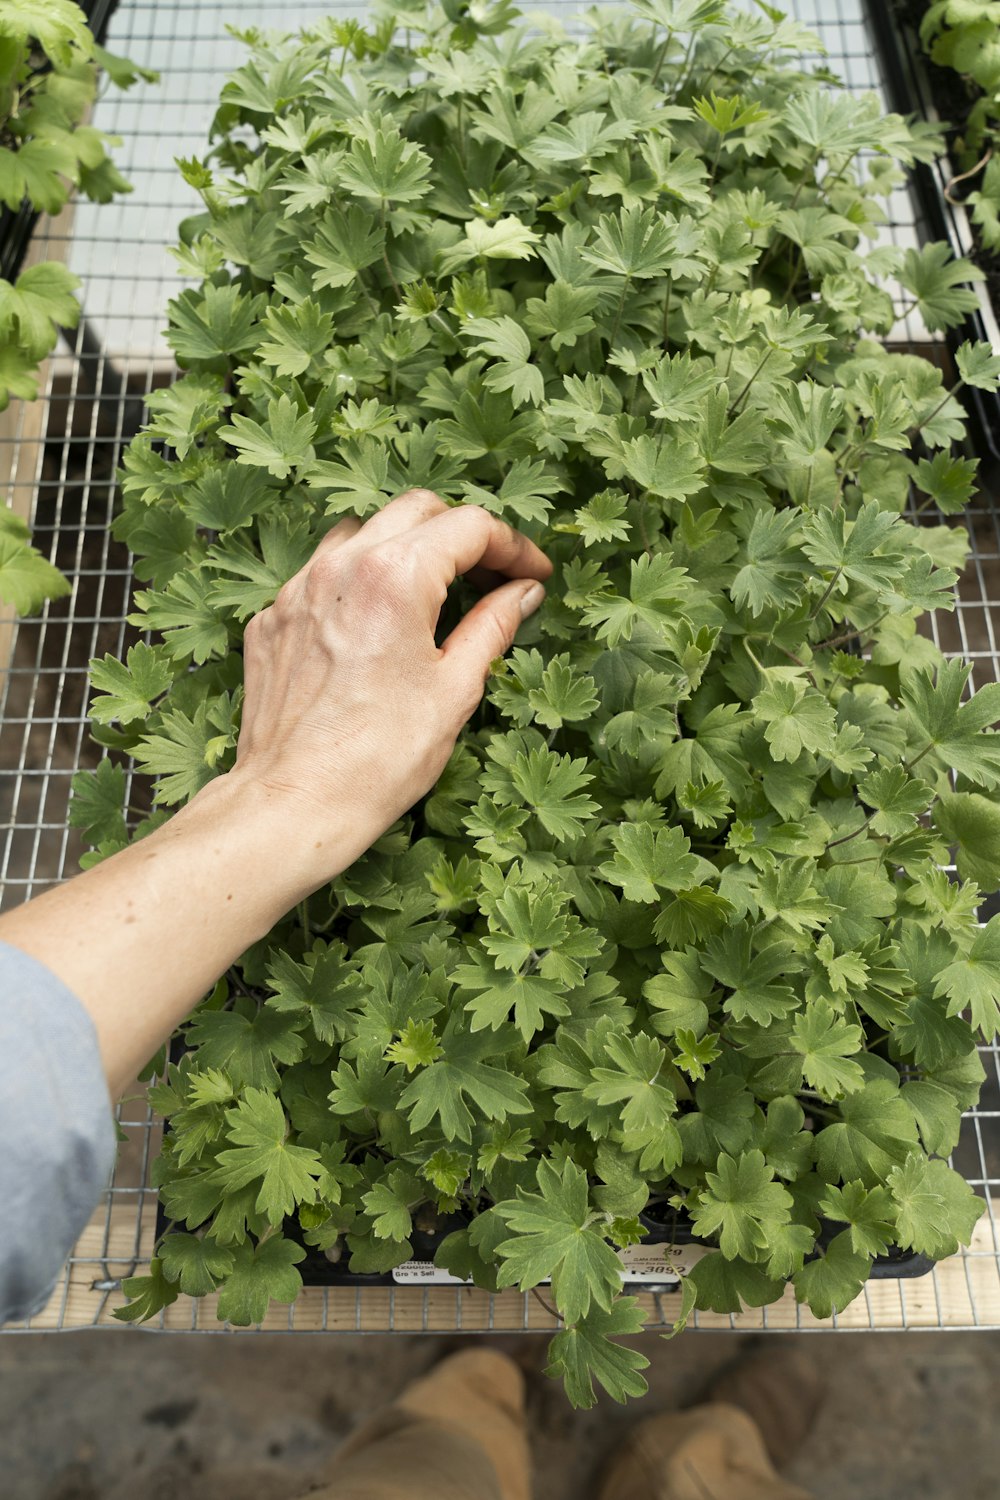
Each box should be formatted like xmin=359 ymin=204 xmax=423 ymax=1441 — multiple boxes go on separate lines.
xmin=11 ymin=1203 xmax=999 ymax=1336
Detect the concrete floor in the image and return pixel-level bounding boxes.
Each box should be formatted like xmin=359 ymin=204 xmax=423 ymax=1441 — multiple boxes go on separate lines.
xmin=2 ymin=1329 xmax=999 ymax=1499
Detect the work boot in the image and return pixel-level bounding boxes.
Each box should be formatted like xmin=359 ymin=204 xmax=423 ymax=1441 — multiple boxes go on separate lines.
xmin=701 ymin=1341 xmax=824 ymax=1471
xmin=324 ymin=1347 xmax=531 ymax=1500
xmin=598 ymin=1342 xmax=823 ymax=1500
xmin=395 ymin=1348 xmax=531 ymax=1500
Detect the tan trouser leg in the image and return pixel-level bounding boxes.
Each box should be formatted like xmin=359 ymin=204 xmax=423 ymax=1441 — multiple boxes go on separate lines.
xmin=598 ymin=1402 xmax=814 ymax=1500
xmin=302 ymin=1356 xmax=813 ymax=1500
xmin=305 ymin=1349 xmax=530 ymax=1500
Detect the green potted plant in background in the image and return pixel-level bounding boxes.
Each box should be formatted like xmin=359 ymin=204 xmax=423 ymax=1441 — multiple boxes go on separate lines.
xmin=72 ymin=0 xmax=999 ymax=1407
xmin=919 ymin=0 xmax=1000 ymax=264
xmin=0 ymin=0 xmax=154 ymax=613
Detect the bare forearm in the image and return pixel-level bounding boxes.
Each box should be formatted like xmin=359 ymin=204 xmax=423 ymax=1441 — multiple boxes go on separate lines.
xmin=0 ymin=772 xmax=359 ymax=1100
xmin=0 ymin=494 xmax=549 ymax=1106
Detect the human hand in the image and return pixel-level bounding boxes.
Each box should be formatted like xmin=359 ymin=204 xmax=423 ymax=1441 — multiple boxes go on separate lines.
xmin=229 ymin=489 xmax=552 ymax=879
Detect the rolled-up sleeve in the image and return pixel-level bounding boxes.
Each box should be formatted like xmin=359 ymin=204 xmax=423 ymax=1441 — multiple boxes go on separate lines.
xmin=0 ymin=940 xmax=116 ymax=1324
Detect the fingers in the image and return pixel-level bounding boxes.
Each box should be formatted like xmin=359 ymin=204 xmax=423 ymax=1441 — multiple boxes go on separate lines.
xmin=358 ymin=496 xmax=551 ymax=602
xmin=407 ymin=505 xmax=552 ymax=598
xmin=288 ymin=516 xmax=362 ymax=595
xmin=357 ymin=487 xmax=449 ymax=544
xmin=309 ymin=515 xmax=363 ymax=561
xmin=464 ymin=563 xmax=517 ymax=595
xmin=289 ymin=495 xmax=551 ymax=655
xmin=439 ymin=577 xmax=546 ymax=707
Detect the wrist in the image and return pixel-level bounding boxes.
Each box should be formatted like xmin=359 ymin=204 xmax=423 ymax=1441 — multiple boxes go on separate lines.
xmin=185 ymin=767 xmax=370 ymax=904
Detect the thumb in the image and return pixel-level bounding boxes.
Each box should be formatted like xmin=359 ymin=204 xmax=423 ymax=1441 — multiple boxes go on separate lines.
xmin=439 ymin=577 xmax=545 ymax=700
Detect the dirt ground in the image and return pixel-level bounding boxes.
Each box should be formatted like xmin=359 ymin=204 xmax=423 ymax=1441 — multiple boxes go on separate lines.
xmin=1 ymin=1328 xmax=999 ymax=1500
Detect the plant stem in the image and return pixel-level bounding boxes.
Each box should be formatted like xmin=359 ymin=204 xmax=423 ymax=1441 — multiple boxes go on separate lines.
xmin=754 ymin=158 xmax=815 ymax=279
xmin=809 ymin=568 xmax=842 ymax=622
xmin=356 ymin=270 xmax=380 ymax=316
xmin=782 ymin=250 xmax=803 ymax=301
xmin=530 ymin=1286 xmax=562 ymax=1323
xmin=906 ymin=742 xmax=934 ymax=773
xmin=708 ymin=132 xmax=724 ymax=187
xmin=728 ymin=348 xmax=771 ymax=413
xmin=822 ymin=148 xmax=859 ymax=196
xmin=609 ymin=274 xmax=632 ymax=348
xmin=944 ymin=145 xmax=992 ymax=204
xmin=380 ymin=204 xmax=403 ymax=301
xmin=429 ymin=309 xmax=454 ymax=342
xmin=816 ymin=611 xmax=889 ymax=651
xmin=742 ymin=638 xmax=766 ymax=676
xmin=650 ymin=27 xmax=674 ymax=89
xmin=637 ymin=502 xmax=654 ymax=557
xmin=456 ymin=97 xmax=467 ymax=163
xmin=825 ymin=810 xmax=875 ymax=850
xmin=911 ymin=376 xmax=963 ymax=440
xmin=694 ymin=41 xmax=736 ymax=99
xmin=670 ymin=30 xmax=699 ymax=99
xmin=779 ymin=646 xmax=818 ymax=689
xmin=315 ymin=898 xmax=346 ymax=934
xmin=798 ymin=1096 xmax=838 ymax=1118
xmin=746 ymin=633 xmax=818 ymax=688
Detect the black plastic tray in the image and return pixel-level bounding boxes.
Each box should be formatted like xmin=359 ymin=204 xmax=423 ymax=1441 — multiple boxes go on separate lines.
xmin=866 ymin=0 xmax=1000 ymax=464
xmin=153 ymin=1192 xmax=934 ymax=1294
xmin=0 ymin=0 xmax=122 ymax=284
xmin=152 ymin=1035 xmax=935 ymax=1295
xmin=285 ymin=1209 xmax=935 ymax=1294
xmin=144 ymin=5 xmax=942 ymax=1304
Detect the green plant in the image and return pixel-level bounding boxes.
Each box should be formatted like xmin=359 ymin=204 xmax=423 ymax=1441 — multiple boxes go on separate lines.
xmin=0 ymin=0 xmax=155 ymax=612
xmin=920 ymin=0 xmax=1000 ymax=250
xmin=78 ymin=0 xmax=1000 ymax=1405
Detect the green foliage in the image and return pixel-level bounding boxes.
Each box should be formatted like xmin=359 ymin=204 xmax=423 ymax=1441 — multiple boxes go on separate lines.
xmin=495 ymin=1158 xmax=626 ymax=1323
xmin=0 ymin=0 xmax=155 ymax=611
xmin=0 ymin=503 xmax=69 ymax=612
xmin=92 ymin=0 xmax=995 ymax=1404
xmin=920 ymin=0 xmax=1000 ymax=250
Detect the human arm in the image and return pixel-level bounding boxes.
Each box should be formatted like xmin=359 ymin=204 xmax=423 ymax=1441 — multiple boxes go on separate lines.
xmin=0 ymin=490 xmax=551 ymax=1101
xmin=0 ymin=942 xmax=118 ymax=1324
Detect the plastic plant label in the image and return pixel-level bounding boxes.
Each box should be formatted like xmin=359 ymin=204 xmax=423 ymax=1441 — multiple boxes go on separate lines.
xmin=617 ymin=1242 xmax=711 ymax=1281
xmin=392 ymin=1260 xmax=467 ymax=1285
xmin=390 ymin=1242 xmax=710 ymax=1287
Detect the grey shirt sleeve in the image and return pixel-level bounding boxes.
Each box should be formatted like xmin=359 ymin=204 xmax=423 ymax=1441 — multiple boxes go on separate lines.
xmin=0 ymin=940 xmax=116 ymax=1325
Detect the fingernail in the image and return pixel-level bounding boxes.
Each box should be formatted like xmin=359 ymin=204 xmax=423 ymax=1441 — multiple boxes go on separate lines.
xmin=519 ymin=581 xmax=545 ymax=619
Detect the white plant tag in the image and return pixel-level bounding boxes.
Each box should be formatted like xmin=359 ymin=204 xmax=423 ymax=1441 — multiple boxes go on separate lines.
xmin=391 ymin=1259 xmax=467 ymax=1285
xmin=390 ymin=1241 xmax=710 ymax=1286
xmin=617 ymin=1241 xmax=710 ymax=1281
